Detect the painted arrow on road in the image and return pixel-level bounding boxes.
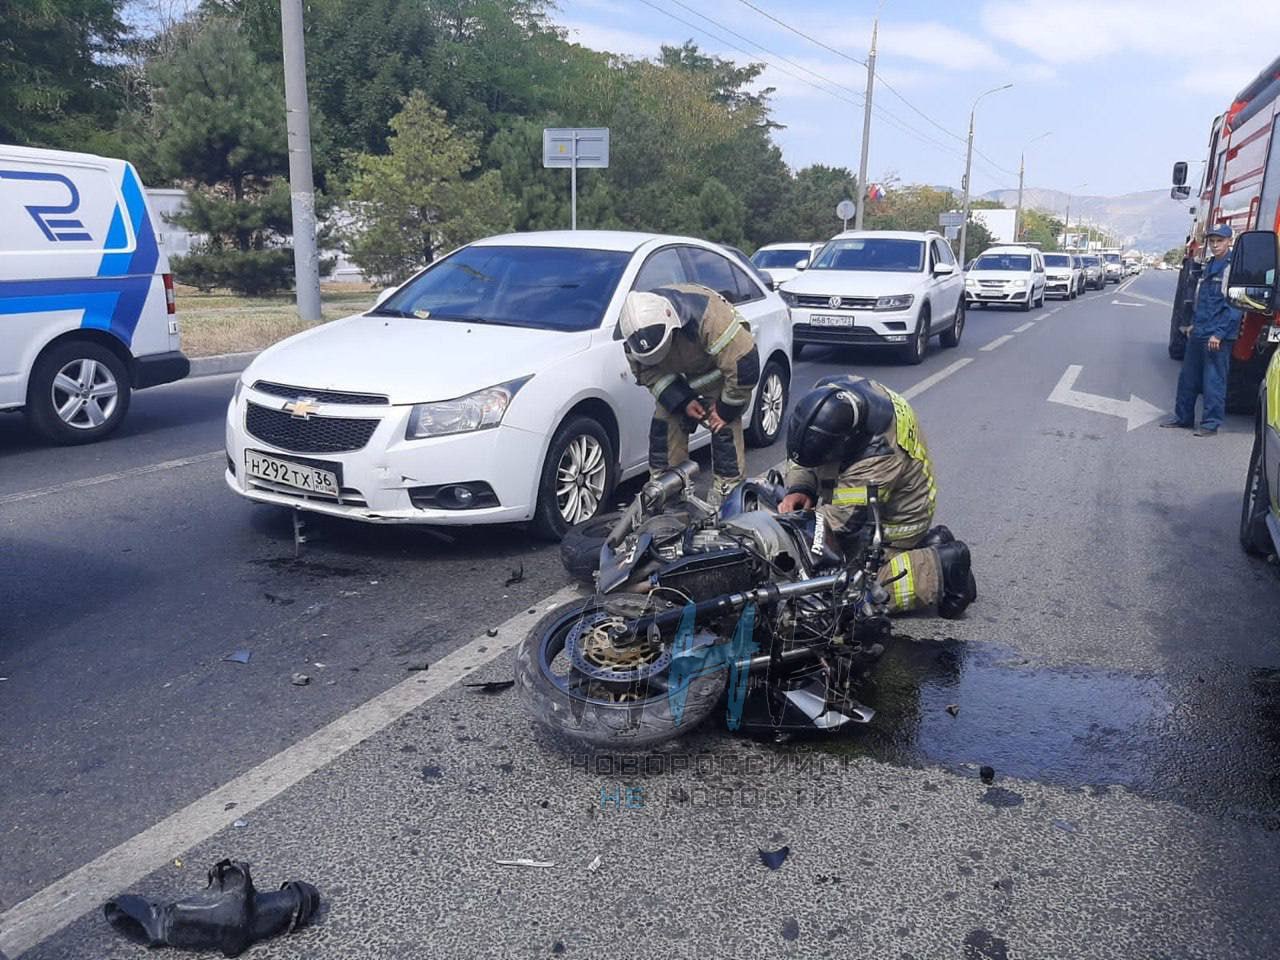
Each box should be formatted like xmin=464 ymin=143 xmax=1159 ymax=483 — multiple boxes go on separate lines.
xmin=1048 ymin=365 xmax=1164 ymax=431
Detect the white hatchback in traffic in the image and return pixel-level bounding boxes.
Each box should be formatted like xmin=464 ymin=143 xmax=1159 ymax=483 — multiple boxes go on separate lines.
xmin=779 ymin=230 xmax=966 ymax=364
xmin=224 ymin=231 xmax=794 ymax=538
xmin=750 ymin=242 xmax=827 ymax=287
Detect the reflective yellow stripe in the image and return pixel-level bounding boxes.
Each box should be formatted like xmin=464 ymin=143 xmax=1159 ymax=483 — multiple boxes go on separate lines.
xmin=708 ymin=320 xmax=742 ymax=355
xmin=650 ymin=373 xmax=677 ymax=399
xmin=886 ymin=554 xmax=915 ymax=612
xmin=688 ymin=370 xmax=723 ymax=390
xmin=831 ymin=486 xmax=869 ymax=506
xmin=884 ymin=520 xmax=929 ymax=540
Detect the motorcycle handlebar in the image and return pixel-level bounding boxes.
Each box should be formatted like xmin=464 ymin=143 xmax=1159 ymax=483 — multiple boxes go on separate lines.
xmin=605 ymin=460 xmax=700 ymax=547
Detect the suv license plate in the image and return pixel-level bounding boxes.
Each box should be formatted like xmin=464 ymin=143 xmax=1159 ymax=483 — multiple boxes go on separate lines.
xmin=244 ymin=450 xmax=340 ymax=497
xmin=809 ymin=314 xmax=854 ymax=328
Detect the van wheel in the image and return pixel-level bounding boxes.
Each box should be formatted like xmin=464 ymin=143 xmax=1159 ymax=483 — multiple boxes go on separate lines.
xmin=1240 ymin=431 xmax=1272 ymax=556
xmin=27 ymin=341 xmax=131 ymax=444
xmin=745 ymin=359 xmax=789 ymax=448
xmin=530 ymin=416 xmax=616 ymax=541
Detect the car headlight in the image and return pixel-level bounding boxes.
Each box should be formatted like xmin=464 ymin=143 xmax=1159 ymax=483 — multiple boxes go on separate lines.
xmin=874 ymin=294 xmax=914 ymax=312
xmin=1010 ymin=279 xmax=1027 ymax=289
xmin=233 ymin=378 xmax=245 ymax=403
xmin=405 ymin=376 xmax=531 ymax=440
xmin=964 ymin=278 xmax=977 ymax=288
xmin=779 ymin=290 xmax=799 ymax=307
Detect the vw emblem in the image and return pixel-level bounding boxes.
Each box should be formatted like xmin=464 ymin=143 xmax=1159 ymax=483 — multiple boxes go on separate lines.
xmin=828 ymin=296 xmax=843 ymax=310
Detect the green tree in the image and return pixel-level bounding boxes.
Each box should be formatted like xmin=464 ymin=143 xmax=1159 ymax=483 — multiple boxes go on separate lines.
xmin=1018 ymin=208 xmax=1064 ymax=250
xmin=345 ymin=91 xmax=514 ymax=284
xmin=788 ymin=165 xmax=858 ymax=240
xmin=0 ymin=0 xmax=129 ymax=146
xmin=150 ymin=16 xmax=302 ymax=294
xmin=694 ymin=177 xmax=747 ymax=248
xmin=1163 ymin=246 xmax=1184 ymax=266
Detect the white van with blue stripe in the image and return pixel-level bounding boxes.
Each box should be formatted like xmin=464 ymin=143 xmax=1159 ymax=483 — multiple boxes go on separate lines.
xmin=0 ymin=144 xmax=189 ymax=443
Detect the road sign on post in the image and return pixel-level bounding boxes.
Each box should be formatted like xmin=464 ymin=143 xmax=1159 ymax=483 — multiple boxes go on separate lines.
xmin=944 ymin=226 xmax=960 ymax=240
xmin=543 ymin=128 xmax=609 ymax=230
xmin=836 ymin=199 xmax=857 ymax=231
xmin=938 ymin=211 xmax=965 ymax=228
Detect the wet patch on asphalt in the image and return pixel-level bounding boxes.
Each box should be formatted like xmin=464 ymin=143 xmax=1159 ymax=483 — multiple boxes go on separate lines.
xmin=797 ymin=638 xmax=1280 ymax=826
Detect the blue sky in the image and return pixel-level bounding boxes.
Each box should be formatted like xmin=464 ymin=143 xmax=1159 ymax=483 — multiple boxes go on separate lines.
xmin=551 ymin=0 xmax=1280 ymax=202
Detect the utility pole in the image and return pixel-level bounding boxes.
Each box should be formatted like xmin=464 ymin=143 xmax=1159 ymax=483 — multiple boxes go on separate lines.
xmin=854 ymin=16 xmax=878 ymax=230
xmin=280 ymin=0 xmax=321 ymax=323
xmin=1014 ymin=131 xmax=1051 ymax=241
xmin=958 ymin=83 xmax=1012 ymax=262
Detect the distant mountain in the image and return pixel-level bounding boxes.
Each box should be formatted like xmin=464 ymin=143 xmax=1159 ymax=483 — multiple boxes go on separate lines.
xmin=979 ymin=187 xmax=1192 ymax=253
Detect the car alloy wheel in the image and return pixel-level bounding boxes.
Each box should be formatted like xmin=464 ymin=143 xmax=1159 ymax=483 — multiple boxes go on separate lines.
xmin=555 ymin=434 xmax=608 ymax=526
xmin=52 ymin=357 xmax=120 ymax=430
xmin=759 ymin=371 xmax=784 ymax=437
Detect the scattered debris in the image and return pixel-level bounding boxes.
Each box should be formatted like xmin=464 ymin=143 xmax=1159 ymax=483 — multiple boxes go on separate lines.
xmin=313 ymin=662 xmax=327 ymax=669
xmin=587 ymin=855 xmax=602 ymax=873
xmin=223 ymin=802 xmax=237 ymax=812
xmin=262 ymin=593 xmax=295 ymax=606
xmin=552 ymin=942 xmax=566 ymax=955
xmin=979 ymin=765 xmax=996 ymax=784
xmin=232 ymin=819 xmax=248 ymax=828
xmin=538 ymin=799 xmax=550 ymax=808
xmin=369 ymin=580 xmax=379 ymax=586
xmin=290 ymin=673 xmax=311 ymax=686
xmin=781 ymin=917 xmax=800 ymax=941
xmin=173 ymin=859 xmax=183 ymax=868
xmin=494 ymin=859 xmax=555 ymax=868
xmin=505 ymin=563 xmax=525 ymax=586
xmin=222 ymin=650 xmax=252 ymax=665
xmin=946 ymin=704 xmax=960 ymax=717
xmin=104 ymin=859 xmax=320 ymax=955
xmin=759 ymin=847 xmax=790 ymax=870
xmin=1052 ymin=819 xmax=1079 ymax=834
xmin=464 ymin=680 xmax=516 ymax=694
xmin=527 ymin=607 xmax=537 ymax=614
xmin=487 ymin=628 xmax=499 ymax=637
xmin=407 ymin=663 xmax=430 ymax=673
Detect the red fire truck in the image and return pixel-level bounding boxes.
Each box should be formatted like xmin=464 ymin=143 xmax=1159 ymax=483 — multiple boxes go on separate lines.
xmin=1170 ymin=54 xmax=1280 ymax=412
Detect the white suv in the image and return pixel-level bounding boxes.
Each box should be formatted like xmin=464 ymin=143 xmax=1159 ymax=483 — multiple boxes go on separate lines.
xmin=750 ymin=242 xmax=827 ymax=287
xmin=779 ymin=230 xmax=966 ymax=365
xmin=965 ymin=245 xmax=1047 ymax=311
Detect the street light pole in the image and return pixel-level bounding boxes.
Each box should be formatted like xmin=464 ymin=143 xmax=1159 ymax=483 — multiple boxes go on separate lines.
xmin=280 ymin=0 xmax=321 ymax=323
xmin=1063 ymin=181 xmax=1086 ymax=249
xmin=958 ymin=82 xmax=1013 ymax=262
xmin=854 ymin=14 xmax=879 ymax=230
xmin=1014 ymin=131 xmax=1051 ymax=241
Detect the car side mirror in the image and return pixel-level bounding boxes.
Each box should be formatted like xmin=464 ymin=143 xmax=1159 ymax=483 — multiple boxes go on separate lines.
xmin=374 ymin=285 xmax=397 ymax=307
xmin=756 ymin=270 xmax=777 ymax=291
xmin=1226 ymin=230 xmax=1279 ymax=315
xmin=932 ymin=261 xmax=956 ymax=276
xmin=794 ymin=258 xmax=809 ymax=270
xmin=1172 ymin=161 xmax=1188 ymax=187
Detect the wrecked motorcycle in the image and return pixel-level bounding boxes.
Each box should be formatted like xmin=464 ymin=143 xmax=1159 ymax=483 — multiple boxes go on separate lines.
xmin=514 ymin=461 xmax=905 ymax=748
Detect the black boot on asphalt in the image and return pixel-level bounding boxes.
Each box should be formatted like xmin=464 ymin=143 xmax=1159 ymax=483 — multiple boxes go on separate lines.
xmin=920 ymin=525 xmax=955 ymax=548
xmin=936 ymin=541 xmax=977 ymax=620
xmin=1159 ymin=418 xmax=1193 ymax=428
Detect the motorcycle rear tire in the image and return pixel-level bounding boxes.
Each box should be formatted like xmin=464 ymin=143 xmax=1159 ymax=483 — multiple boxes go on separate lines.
xmin=559 ymin=511 xmax=625 ymax=585
xmin=514 ymin=595 xmax=729 ymax=749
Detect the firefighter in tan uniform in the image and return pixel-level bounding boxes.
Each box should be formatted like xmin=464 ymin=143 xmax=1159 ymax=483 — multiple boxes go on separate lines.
xmin=619 ymin=284 xmax=760 ymax=505
xmin=779 ymin=376 xmax=976 ymax=618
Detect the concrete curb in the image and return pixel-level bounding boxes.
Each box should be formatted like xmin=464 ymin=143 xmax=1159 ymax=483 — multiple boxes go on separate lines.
xmin=188 ymin=351 xmax=259 ymax=378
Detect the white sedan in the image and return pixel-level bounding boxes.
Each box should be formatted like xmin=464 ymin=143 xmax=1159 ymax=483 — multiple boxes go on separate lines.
xmin=224 ymin=231 xmax=794 ymax=539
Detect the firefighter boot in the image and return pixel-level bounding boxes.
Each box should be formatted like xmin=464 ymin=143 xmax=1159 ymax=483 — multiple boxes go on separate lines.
xmin=935 ymin=540 xmax=977 ymax=619
xmin=919 ymin=525 xmax=955 ymax=548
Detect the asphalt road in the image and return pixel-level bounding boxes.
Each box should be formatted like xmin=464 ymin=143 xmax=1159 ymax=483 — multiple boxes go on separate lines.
xmin=3 ymin=271 xmax=1279 ymax=959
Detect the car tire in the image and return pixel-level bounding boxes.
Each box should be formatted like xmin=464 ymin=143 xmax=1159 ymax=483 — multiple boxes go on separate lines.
xmin=940 ymin=299 xmax=964 ymax=348
xmin=970 ymin=300 xmax=985 ymax=310
xmin=1035 ymin=289 xmax=1045 ymax=308
xmin=1240 ymin=430 xmax=1272 ymax=556
xmin=1020 ymin=292 xmax=1032 ymax=313
xmin=26 ymin=340 xmax=132 ymax=445
xmin=791 ymin=342 xmax=806 ymax=362
xmin=902 ymin=308 xmax=930 ymax=365
xmin=530 ymin=415 xmax=616 ymax=541
xmin=745 ymin=359 xmax=789 ymax=448
xmin=1225 ymin=350 xmax=1270 ymax=415
xmin=559 ymin=510 xmax=625 ymax=584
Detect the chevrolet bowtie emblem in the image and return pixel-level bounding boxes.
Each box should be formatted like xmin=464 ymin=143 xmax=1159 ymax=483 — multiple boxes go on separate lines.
xmin=284 ymin=397 xmax=320 ymax=419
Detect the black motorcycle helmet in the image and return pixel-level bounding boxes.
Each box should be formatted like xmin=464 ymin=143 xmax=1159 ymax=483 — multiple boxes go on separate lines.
xmin=786 ymin=383 xmax=869 ymax=468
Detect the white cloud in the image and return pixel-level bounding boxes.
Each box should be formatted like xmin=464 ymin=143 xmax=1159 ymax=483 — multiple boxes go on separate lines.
xmin=557 ymin=19 xmax=674 ymax=59
xmin=814 ymin=18 xmax=1009 ymax=72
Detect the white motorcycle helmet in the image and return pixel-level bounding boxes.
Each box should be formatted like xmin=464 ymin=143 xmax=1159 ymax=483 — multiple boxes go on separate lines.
xmin=620 ymin=291 xmax=680 ymax=365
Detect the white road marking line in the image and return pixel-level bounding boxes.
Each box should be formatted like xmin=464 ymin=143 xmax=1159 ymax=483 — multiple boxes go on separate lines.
xmin=1013 ymin=321 xmax=1035 ymax=333
xmin=1110 ymin=301 xmax=1146 ymax=307
xmin=899 ymin=358 xmax=973 ymax=401
xmin=1044 ymin=306 xmax=1063 ymax=316
xmin=0 ymin=585 xmax=583 ymax=958
xmin=5 ymin=348 xmax=986 ymax=956
xmin=981 ymin=335 xmax=1014 ymax=352
xmin=1124 ymin=290 xmax=1172 ymax=306
xmin=0 ymin=452 xmax=223 ymax=506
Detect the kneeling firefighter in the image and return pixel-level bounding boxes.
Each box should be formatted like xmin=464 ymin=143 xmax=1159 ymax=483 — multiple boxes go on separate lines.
xmin=620 ymin=284 xmax=759 ymax=506
xmin=779 ymin=375 xmax=977 ymax=618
